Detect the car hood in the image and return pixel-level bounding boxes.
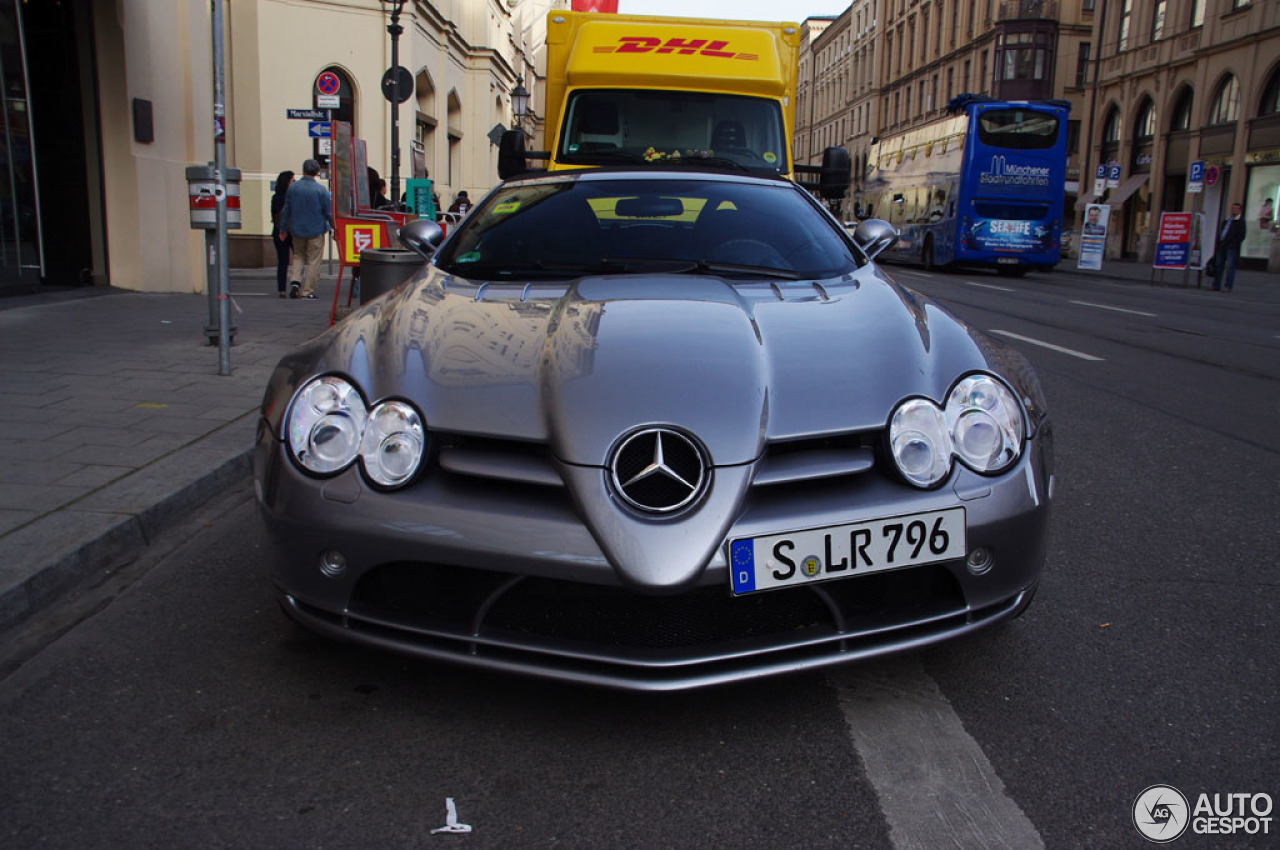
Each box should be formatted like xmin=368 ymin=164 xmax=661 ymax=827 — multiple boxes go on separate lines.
xmin=264 ymin=266 xmax=1034 ymax=591
xmin=279 ymin=266 xmax=1005 ymax=468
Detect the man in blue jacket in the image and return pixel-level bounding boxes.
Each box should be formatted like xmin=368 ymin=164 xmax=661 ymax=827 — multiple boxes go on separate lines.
xmin=1213 ymin=202 xmax=1246 ymax=292
xmin=279 ymin=159 xmax=334 ymax=299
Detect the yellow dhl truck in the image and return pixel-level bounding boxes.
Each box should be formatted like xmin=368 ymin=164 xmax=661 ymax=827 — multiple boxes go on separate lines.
xmin=499 ymin=10 xmax=850 ymax=198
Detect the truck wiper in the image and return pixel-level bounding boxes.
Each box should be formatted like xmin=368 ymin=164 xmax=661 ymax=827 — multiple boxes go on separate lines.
xmin=558 ymin=150 xmax=648 ymax=165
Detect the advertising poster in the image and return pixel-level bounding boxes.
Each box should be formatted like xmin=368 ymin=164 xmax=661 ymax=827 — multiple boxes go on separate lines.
xmin=968 ymin=218 xmax=1051 ymax=253
xmin=1077 ymin=203 xmax=1109 ymax=270
xmin=1243 ymin=164 xmax=1280 ymax=260
xmin=1154 ymin=212 xmax=1193 ymax=269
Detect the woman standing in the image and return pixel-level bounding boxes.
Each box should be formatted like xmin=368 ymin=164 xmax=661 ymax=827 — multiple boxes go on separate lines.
xmin=270 ymin=170 xmax=294 ymax=298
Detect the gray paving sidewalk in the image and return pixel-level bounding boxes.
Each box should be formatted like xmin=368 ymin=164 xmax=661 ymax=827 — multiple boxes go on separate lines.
xmin=0 ymin=271 xmax=345 ymax=632
xmin=1055 ymin=255 xmax=1280 ymax=301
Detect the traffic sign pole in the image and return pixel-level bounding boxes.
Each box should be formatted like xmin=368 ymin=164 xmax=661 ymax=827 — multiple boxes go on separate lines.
xmin=210 ymin=0 xmax=232 ymax=374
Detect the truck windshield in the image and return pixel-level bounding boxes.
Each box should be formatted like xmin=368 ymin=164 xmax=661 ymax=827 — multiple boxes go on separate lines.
xmin=558 ymin=90 xmax=788 ymax=176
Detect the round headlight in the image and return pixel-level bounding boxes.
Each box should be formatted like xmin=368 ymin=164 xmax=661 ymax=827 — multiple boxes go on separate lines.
xmin=360 ymin=401 xmax=425 ymax=487
xmin=889 ymin=398 xmax=952 ymax=487
xmin=945 ymin=375 xmax=1024 ymax=473
xmin=287 ymin=377 xmax=368 ymax=474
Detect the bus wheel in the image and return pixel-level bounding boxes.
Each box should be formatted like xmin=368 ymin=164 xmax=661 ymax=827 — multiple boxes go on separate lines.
xmin=923 ymin=237 xmax=936 ymax=271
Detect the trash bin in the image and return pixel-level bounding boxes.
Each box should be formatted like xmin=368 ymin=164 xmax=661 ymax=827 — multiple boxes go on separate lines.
xmin=358 ymin=247 xmax=422 ymax=304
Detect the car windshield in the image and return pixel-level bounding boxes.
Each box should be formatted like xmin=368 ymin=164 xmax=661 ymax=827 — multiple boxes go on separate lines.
xmin=435 ymin=177 xmax=860 ymax=282
xmin=557 ymin=90 xmax=788 ymax=176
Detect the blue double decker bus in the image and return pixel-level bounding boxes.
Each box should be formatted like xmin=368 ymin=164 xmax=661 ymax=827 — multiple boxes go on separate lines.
xmin=861 ymin=95 xmax=1070 ymax=276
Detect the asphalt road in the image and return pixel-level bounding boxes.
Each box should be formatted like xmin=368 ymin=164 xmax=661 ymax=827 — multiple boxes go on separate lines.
xmin=1 ymin=266 xmax=1276 ymax=849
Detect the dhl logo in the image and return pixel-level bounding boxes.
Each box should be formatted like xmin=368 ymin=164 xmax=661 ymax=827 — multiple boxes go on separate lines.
xmin=594 ymin=37 xmax=759 ymax=61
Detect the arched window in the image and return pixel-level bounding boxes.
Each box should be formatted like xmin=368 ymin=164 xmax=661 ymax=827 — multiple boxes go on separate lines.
xmin=315 ymin=66 xmax=356 ymax=135
xmin=1134 ymin=98 xmax=1156 ymax=140
xmin=1169 ymin=87 xmax=1193 ymax=131
xmin=1260 ymin=67 xmax=1280 ymax=117
xmin=1208 ymin=74 xmax=1240 ymax=125
xmin=447 ymin=90 xmax=463 ymax=186
xmin=1102 ymin=106 xmax=1122 ymax=143
xmin=415 ymin=69 xmax=437 ymax=178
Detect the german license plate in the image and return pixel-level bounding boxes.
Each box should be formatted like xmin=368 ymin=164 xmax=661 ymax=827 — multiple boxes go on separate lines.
xmin=728 ymin=508 xmax=966 ymax=595
xmin=997 ymin=257 xmax=1019 ymax=265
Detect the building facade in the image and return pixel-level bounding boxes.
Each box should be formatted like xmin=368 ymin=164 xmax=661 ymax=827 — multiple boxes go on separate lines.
xmin=0 ymin=0 xmax=560 ymax=297
xmin=1082 ymin=0 xmax=1280 ymax=264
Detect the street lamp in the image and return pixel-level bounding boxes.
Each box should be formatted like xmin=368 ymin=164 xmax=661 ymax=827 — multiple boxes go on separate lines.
xmin=379 ymin=0 xmax=407 ymax=209
xmin=511 ymin=76 xmax=530 ymax=133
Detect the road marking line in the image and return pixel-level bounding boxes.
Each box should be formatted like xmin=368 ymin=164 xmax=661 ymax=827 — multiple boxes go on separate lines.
xmin=833 ymin=660 xmax=1045 ymax=850
xmin=1070 ymin=300 xmax=1156 ymax=317
xmin=965 ymin=281 xmax=1016 ymax=292
xmin=991 ymin=329 xmax=1105 ymax=361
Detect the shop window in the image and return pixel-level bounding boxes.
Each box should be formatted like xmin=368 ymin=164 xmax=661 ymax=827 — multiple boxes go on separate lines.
xmin=1208 ymin=75 xmax=1239 ymax=125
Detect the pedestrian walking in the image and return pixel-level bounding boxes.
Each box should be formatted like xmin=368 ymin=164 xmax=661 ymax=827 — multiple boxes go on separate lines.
xmin=279 ymin=159 xmax=334 ymax=300
xmin=1214 ymin=202 xmax=1246 ymax=292
xmin=270 ymin=170 xmax=293 ymax=298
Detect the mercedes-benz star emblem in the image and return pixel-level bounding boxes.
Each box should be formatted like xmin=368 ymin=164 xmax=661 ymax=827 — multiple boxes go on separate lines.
xmin=610 ymin=428 xmax=707 ymax=513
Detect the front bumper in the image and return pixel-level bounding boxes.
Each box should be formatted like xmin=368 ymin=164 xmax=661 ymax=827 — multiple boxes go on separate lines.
xmin=254 ymin=423 xmax=1052 ymax=691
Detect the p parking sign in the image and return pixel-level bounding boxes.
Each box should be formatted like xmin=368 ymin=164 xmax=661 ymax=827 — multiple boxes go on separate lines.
xmin=1188 ymin=161 xmax=1204 ymax=194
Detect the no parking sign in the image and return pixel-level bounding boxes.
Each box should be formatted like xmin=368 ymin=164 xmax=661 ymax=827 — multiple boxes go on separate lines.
xmin=316 ymin=71 xmax=340 ymax=97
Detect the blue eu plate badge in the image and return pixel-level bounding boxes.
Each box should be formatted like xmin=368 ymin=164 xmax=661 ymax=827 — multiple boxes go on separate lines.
xmin=730 ymin=539 xmax=756 ymax=594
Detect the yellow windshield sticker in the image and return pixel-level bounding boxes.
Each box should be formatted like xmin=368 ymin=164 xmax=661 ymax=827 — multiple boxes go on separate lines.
xmin=493 ymin=201 xmax=521 ymax=214
xmin=763 ymin=152 xmax=777 ymax=164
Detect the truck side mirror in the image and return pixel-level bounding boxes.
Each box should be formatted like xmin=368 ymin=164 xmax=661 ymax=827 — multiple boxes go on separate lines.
xmin=819 ymin=147 xmax=852 ymax=200
xmin=498 ymin=130 xmax=527 ymax=180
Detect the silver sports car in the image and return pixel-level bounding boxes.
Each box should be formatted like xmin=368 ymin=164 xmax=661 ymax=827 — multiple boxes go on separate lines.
xmin=253 ymin=168 xmax=1053 ymax=691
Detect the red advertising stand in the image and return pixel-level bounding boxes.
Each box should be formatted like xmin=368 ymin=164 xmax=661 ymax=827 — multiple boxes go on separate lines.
xmin=328 ymin=122 xmax=412 ymax=324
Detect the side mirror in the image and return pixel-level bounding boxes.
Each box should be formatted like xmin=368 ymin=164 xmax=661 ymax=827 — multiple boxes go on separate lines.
xmin=498 ymin=129 xmax=527 ymax=180
xmin=819 ymin=146 xmax=851 ymax=200
xmin=852 ymin=219 xmax=899 ymax=260
xmin=399 ymin=218 xmax=445 ymax=260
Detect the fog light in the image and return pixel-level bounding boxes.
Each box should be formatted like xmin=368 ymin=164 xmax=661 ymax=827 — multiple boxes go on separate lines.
xmin=319 ymin=549 xmax=347 ymax=578
xmin=965 ymin=547 xmax=993 ymax=575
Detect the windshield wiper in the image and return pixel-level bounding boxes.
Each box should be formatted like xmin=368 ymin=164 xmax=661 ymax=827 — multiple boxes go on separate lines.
xmin=557 ymin=150 xmax=647 ymax=165
xmin=675 ymin=259 xmax=802 ymax=279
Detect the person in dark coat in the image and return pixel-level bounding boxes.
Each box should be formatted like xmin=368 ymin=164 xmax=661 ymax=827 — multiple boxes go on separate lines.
xmin=270 ymin=171 xmax=294 ymax=298
xmin=1214 ymin=202 xmax=1246 ymax=292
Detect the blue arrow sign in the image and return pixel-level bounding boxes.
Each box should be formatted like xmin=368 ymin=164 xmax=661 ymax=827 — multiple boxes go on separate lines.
xmin=308 ymin=121 xmax=331 ymax=138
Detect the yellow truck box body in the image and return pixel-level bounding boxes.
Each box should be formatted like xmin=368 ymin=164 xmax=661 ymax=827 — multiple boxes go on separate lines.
xmin=543 ymin=11 xmax=801 ymax=175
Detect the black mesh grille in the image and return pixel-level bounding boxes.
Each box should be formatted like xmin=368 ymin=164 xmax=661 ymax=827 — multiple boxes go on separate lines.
xmin=349 ymin=562 xmax=966 ymax=654
xmin=485 ymin=580 xmax=832 ymax=649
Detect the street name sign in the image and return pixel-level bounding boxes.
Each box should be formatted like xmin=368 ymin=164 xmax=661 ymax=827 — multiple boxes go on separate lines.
xmin=288 ymin=109 xmax=329 ymax=120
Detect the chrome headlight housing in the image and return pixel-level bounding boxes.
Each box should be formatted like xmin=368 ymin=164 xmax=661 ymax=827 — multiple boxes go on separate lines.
xmin=944 ymin=375 xmax=1024 ymax=474
xmin=889 ymin=373 xmax=1026 ymax=488
xmin=285 ymin=376 xmax=425 ymax=488
xmin=360 ymin=401 xmax=425 ymax=487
